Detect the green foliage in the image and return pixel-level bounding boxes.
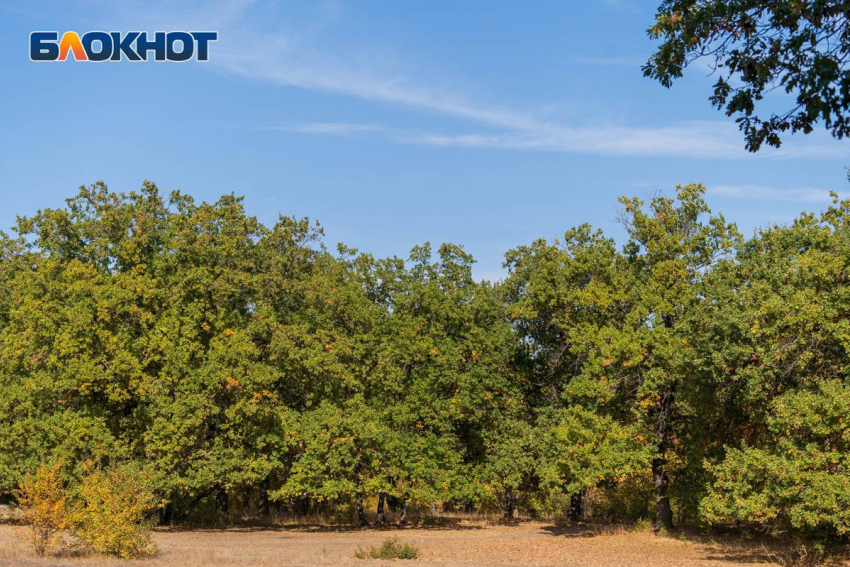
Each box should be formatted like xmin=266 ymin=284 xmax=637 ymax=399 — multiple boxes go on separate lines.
xmin=690 ymin=193 xmax=850 ymax=539
xmin=355 ymin=538 xmax=419 ymax=560
xmin=4 ymin=180 xmax=850 ymax=543
xmin=536 ymin=407 xmax=652 ymax=496
xmin=645 ymin=0 xmax=850 ymax=151
xmin=702 ymin=381 xmax=850 ymax=538
xmin=507 ymin=184 xmax=740 ymax=530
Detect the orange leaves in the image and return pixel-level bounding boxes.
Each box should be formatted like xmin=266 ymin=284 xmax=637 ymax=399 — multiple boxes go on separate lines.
xmin=251 ymin=390 xmax=272 ymax=403
xmin=225 ymin=376 xmax=240 ymax=390
xmin=18 ymin=461 xmax=67 ymax=557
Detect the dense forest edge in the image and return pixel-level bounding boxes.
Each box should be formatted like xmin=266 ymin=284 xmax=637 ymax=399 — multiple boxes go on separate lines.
xmin=1 ymin=181 xmax=849 ymax=548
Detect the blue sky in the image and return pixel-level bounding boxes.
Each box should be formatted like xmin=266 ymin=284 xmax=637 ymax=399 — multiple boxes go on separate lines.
xmin=1 ymin=0 xmax=848 ymax=280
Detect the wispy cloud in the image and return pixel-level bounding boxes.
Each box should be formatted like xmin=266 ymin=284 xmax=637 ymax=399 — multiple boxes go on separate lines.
xmin=91 ymin=0 xmax=849 ymax=160
xmin=99 ymin=1 xmax=549 ymax=131
xmin=710 ymin=184 xmax=846 ymax=203
xmin=395 ymin=121 xmax=741 ymax=158
xmin=216 ymin=56 xmax=545 ymax=134
xmin=278 ymin=120 xmax=847 ymax=160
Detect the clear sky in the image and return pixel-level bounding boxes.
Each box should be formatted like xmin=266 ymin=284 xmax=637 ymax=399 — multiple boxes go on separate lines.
xmin=1 ymin=0 xmax=848 ymax=280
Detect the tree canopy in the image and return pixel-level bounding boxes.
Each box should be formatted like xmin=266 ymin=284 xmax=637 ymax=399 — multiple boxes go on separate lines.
xmin=645 ymin=0 xmax=850 ymax=151
xmin=2 ymin=181 xmax=850 ymax=542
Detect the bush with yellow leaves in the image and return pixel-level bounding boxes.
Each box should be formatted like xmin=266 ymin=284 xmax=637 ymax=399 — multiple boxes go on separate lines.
xmin=17 ymin=461 xmax=68 ymax=557
xmin=70 ymin=462 xmax=159 ymax=559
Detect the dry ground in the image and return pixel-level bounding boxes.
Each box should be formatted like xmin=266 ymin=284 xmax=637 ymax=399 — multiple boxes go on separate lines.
xmin=0 ymin=521 xmax=838 ymax=567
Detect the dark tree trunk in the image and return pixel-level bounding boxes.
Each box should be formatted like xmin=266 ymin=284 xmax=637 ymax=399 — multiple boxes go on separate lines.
xmin=216 ymin=487 xmax=230 ymax=520
xmin=652 ymin=456 xmax=674 ymax=532
xmin=653 ymin=389 xmax=675 ymax=532
xmin=260 ymin=477 xmax=271 ymax=516
xmin=386 ymin=494 xmax=402 ymax=512
xmin=295 ymin=495 xmax=310 ymax=516
xmin=568 ymin=491 xmax=582 ymax=522
xmin=502 ymin=487 xmax=518 ymax=520
xmin=158 ymin=501 xmax=174 ymax=525
xmin=376 ymin=493 xmax=386 ymax=525
xmin=356 ymin=496 xmax=369 ymax=526
xmin=185 ymin=486 xmax=217 ymax=521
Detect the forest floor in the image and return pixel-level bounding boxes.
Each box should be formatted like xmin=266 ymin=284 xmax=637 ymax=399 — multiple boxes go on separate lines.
xmin=0 ymin=520 xmax=838 ymax=567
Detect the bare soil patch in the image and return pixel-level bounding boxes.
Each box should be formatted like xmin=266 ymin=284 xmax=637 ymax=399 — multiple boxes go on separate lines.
xmin=0 ymin=521 xmax=825 ymax=567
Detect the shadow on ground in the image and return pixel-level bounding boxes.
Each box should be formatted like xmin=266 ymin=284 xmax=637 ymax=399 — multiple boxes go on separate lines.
xmin=157 ymin=516 xmax=486 ymax=534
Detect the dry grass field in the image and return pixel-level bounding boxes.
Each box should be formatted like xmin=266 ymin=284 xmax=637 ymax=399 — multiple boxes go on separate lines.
xmin=1 ymin=520 xmax=836 ymax=567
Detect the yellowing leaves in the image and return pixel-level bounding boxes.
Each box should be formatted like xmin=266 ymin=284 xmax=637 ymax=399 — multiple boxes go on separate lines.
xmin=18 ymin=461 xmax=67 ymax=557
xmin=251 ymin=390 xmax=272 ymax=403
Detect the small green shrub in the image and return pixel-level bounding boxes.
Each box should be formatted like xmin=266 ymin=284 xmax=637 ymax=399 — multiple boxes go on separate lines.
xmin=355 ymin=537 xmax=419 ymax=560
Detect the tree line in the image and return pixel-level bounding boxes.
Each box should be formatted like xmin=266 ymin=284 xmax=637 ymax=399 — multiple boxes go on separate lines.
xmin=1 ymin=181 xmax=848 ymax=540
